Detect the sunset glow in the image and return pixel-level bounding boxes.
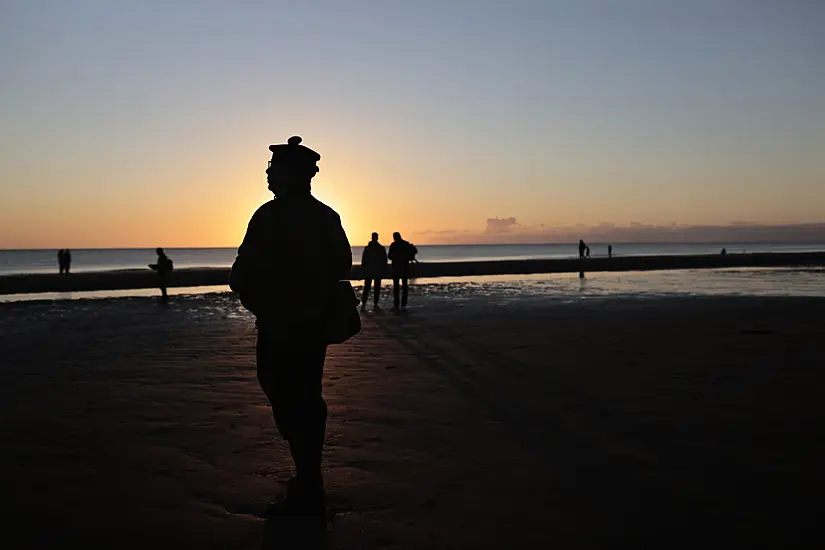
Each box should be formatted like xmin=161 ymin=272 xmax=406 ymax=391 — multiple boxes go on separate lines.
xmin=1 ymin=1 xmax=823 ymax=249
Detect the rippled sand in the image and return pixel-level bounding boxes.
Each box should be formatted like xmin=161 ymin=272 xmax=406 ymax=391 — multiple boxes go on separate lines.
xmin=1 ymin=292 xmax=824 ymax=548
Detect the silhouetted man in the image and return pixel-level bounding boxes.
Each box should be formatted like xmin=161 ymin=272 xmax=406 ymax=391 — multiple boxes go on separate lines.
xmin=388 ymin=232 xmax=417 ymax=310
xmin=149 ymin=247 xmax=173 ymax=301
xmin=608 ymin=245 xmax=613 ymax=258
xmin=579 ymin=240 xmax=587 ymax=259
xmin=361 ymin=232 xmax=387 ymax=310
xmin=229 ymin=136 xmax=351 ymax=518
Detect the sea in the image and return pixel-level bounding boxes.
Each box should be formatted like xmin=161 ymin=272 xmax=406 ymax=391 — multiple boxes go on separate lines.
xmin=2 ymin=242 xmax=825 ymax=276
xmin=1 ymin=243 xmax=823 ymax=304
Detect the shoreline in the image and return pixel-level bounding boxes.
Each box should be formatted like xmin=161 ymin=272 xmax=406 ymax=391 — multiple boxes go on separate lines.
xmin=1 ymin=251 xmax=824 ymax=295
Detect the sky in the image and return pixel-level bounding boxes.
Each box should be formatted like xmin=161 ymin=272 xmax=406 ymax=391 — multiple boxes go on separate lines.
xmin=1 ymin=0 xmax=824 ymax=248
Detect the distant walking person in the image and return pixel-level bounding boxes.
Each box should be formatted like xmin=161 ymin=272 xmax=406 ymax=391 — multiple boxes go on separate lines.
xmin=608 ymin=245 xmax=613 ymax=258
xmin=388 ymin=232 xmax=418 ymax=311
xmin=579 ymin=240 xmax=588 ymax=259
xmin=361 ymin=232 xmax=387 ymax=310
xmin=149 ymin=247 xmax=174 ymax=301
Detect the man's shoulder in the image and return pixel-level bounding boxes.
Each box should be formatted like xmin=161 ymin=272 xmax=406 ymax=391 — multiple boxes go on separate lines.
xmin=308 ymin=196 xmax=341 ymax=220
xmin=250 ymin=200 xmax=278 ymax=220
xmin=248 ymin=197 xmax=342 ymax=232
xmin=300 ymin=197 xmax=343 ymax=232
xmin=251 ymin=197 xmax=337 ymax=216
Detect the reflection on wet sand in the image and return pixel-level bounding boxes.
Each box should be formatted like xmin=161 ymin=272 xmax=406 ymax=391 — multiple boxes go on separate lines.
xmin=2 ymin=267 xmax=824 ymax=305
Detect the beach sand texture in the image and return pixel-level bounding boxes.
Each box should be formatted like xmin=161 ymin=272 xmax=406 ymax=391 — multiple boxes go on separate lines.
xmin=1 ymin=294 xmax=824 ymax=548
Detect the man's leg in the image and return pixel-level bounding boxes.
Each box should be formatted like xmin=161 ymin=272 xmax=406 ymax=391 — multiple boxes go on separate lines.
xmin=374 ymin=278 xmax=382 ymax=306
xmin=393 ymin=276 xmax=400 ymax=309
xmin=361 ymin=278 xmax=372 ymax=308
xmin=401 ymin=276 xmax=409 ymax=308
xmin=158 ymin=275 xmax=168 ymax=301
xmin=256 ymin=336 xmax=293 ymax=440
xmin=296 ymin=345 xmax=328 ymax=497
xmin=257 ymin=334 xmax=328 ymax=515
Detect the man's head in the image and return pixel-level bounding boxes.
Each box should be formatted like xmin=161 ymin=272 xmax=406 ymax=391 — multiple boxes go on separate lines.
xmin=393 ymin=232 xmax=401 ymax=242
xmin=156 ymin=247 xmax=163 ymax=256
xmin=266 ymin=136 xmax=320 ymax=198
xmin=371 ymin=232 xmax=379 ymax=242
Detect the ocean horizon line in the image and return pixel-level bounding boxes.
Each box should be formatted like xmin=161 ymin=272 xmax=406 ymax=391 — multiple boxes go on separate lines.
xmin=4 ymin=239 xmax=825 ymax=252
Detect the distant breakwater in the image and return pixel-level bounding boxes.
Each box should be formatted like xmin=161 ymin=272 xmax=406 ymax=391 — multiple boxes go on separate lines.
xmin=2 ymin=252 xmax=824 ymax=295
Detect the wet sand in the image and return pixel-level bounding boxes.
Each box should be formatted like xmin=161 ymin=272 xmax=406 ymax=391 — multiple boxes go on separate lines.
xmin=1 ymin=294 xmax=824 ymax=548
xmin=3 ymin=251 xmax=825 ymax=295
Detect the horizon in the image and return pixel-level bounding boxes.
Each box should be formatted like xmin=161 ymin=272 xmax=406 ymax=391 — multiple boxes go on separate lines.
xmin=2 ymin=1 xmax=824 ymax=249
xmin=3 ymin=222 xmax=825 ymax=251
xmin=3 ymin=223 xmax=825 ymax=252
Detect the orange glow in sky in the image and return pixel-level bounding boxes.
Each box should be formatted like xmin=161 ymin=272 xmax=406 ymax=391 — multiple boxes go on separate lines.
xmin=1 ymin=2 xmax=823 ymax=249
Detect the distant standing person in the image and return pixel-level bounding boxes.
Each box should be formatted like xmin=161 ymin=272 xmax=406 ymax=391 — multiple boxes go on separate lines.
xmin=579 ymin=240 xmax=587 ymax=259
xmin=360 ymin=232 xmax=387 ymax=310
xmin=149 ymin=247 xmax=174 ymax=301
xmin=608 ymin=245 xmax=612 ymax=258
xmin=388 ymin=232 xmax=418 ymax=311
xmin=57 ymin=249 xmax=72 ymax=274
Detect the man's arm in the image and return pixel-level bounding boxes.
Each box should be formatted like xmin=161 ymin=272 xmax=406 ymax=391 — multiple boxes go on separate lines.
xmin=360 ymin=246 xmax=369 ymax=268
xmin=229 ymin=221 xmax=254 ymax=293
xmin=329 ymin=213 xmax=352 ymax=281
xmin=230 ymin=208 xmax=268 ymax=313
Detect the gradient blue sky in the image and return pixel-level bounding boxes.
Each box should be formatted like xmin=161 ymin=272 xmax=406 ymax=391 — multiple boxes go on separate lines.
xmin=1 ymin=0 xmax=823 ymax=248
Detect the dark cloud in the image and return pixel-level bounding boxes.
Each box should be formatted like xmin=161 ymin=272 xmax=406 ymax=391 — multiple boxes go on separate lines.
xmin=485 ymin=217 xmax=518 ymax=233
xmin=577 ymin=223 xmax=825 ymax=243
xmin=413 ymin=221 xmax=825 ymax=245
xmin=416 ymin=228 xmax=460 ymax=235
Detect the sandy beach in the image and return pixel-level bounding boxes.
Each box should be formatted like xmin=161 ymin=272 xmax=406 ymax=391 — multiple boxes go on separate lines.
xmin=1 ymin=292 xmax=824 ymax=548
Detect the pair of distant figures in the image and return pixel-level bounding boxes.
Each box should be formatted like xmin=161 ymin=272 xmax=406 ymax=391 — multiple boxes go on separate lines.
xmin=578 ymin=240 xmax=614 ymax=259
xmin=56 ymin=248 xmax=172 ymax=300
xmin=360 ymin=232 xmax=418 ymax=311
xmin=57 ymin=249 xmax=72 ymax=274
